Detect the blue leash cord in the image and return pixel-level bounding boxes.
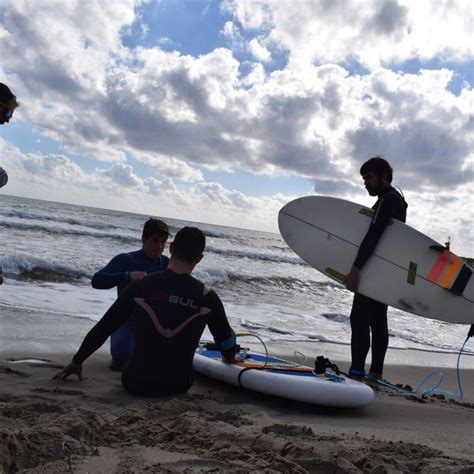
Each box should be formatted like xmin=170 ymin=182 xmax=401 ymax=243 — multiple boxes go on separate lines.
xmin=375 ymin=335 xmax=470 ymax=399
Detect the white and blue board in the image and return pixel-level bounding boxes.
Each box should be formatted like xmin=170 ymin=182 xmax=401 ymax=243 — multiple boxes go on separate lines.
xmin=193 ymin=347 xmax=374 ymax=408
xmin=278 ymin=196 xmax=473 ymax=324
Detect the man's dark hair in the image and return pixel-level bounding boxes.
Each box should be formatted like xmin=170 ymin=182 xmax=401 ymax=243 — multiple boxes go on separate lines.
xmin=0 ymin=83 xmax=16 ymax=103
xmin=142 ymin=218 xmax=170 ymax=240
xmin=360 ymin=156 xmax=393 ymax=183
xmin=172 ymin=227 xmax=206 ymax=262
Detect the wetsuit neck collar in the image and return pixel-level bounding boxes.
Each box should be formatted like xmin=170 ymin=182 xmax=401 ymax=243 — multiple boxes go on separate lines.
xmin=139 ymin=248 xmax=158 ymax=262
xmin=165 ymin=267 xmax=192 ymax=276
xmin=377 ymin=185 xmax=392 ymax=198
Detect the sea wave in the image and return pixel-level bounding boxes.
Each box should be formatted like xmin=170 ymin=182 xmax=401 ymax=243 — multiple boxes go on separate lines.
xmin=1 ymin=253 xmax=92 ymax=282
xmin=0 ymin=251 xmax=335 ymax=297
xmin=2 ymin=220 xmax=138 ymax=245
xmin=0 ymin=208 xmax=124 ymax=232
xmin=1 ymin=214 xmax=250 ymax=246
xmin=206 ymin=245 xmax=306 ymax=266
xmin=194 ymin=268 xmax=339 ymax=293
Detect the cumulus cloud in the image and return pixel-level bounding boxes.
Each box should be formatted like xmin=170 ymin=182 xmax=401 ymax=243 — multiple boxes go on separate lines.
xmin=99 ymin=163 xmax=144 ymax=189
xmin=132 ymin=151 xmax=205 ymax=182
xmin=0 ymin=0 xmax=472 ymax=253
xmin=2 ymin=0 xmax=471 ymax=194
xmin=225 ymin=0 xmax=474 ymax=67
xmin=249 ymin=38 xmax=271 ymax=62
xmin=220 ymin=21 xmax=246 ymax=52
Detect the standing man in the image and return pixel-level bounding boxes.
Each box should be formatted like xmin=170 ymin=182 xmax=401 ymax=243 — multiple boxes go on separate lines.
xmin=345 ymin=156 xmax=407 ymax=381
xmin=55 ymin=227 xmax=238 ymax=396
xmin=92 ymin=218 xmax=170 ymax=370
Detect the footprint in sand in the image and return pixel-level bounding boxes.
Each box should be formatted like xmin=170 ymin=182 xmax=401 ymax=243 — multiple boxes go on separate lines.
xmin=0 ymin=366 xmax=30 ymax=377
xmin=262 ymin=423 xmax=315 ymax=438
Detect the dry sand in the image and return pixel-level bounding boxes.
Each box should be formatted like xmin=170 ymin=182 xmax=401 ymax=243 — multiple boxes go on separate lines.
xmin=1 ymin=348 xmax=474 ymax=473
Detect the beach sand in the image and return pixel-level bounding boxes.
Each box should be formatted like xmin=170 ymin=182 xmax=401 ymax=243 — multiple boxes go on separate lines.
xmin=1 ymin=306 xmax=474 ymax=472
xmin=1 ymin=341 xmax=474 ymax=473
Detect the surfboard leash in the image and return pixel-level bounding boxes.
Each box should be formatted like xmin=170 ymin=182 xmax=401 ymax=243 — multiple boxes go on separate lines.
xmin=371 ymin=332 xmax=472 ymax=399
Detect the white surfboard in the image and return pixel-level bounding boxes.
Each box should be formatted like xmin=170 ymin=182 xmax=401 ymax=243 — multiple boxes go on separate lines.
xmin=193 ymin=347 xmax=374 ymax=408
xmin=278 ymin=196 xmax=473 ymax=324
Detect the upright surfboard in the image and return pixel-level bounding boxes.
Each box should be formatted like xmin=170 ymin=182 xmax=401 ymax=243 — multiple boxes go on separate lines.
xmin=278 ymin=196 xmax=473 ymax=324
xmin=194 ymin=347 xmax=374 ymax=408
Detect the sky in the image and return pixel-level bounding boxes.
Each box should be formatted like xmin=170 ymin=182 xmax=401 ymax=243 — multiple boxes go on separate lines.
xmin=0 ymin=0 xmax=473 ymax=255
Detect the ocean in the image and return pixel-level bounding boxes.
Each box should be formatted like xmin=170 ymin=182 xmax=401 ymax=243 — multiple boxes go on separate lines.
xmin=0 ymin=194 xmax=472 ymax=368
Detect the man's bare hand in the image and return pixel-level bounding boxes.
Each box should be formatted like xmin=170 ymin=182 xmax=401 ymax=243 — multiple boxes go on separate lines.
xmin=345 ymin=266 xmax=360 ymax=292
xmin=52 ymin=362 xmax=83 ymax=381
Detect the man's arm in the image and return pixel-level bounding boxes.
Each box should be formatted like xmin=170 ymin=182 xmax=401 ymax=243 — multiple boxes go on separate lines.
xmin=202 ymin=288 xmax=238 ymax=363
xmin=346 ymin=195 xmax=399 ymax=291
xmin=54 ymin=280 xmax=142 ymax=379
xmin=91 ymin=254 xmax=133 ymax=289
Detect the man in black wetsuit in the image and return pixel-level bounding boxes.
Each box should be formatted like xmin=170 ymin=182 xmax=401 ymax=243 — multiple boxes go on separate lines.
xmin=55 ymin=226 xmax=238 ymax=396
xmin=345 ymin=157 xmax=407 ymax=381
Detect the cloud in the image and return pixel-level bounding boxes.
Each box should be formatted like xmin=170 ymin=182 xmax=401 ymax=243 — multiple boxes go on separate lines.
xmin=132 ymin=151 xmax=205 ymax=182
xmin=2 ymin=0 xmax=471 ymax=194
xmin=0 ymin=0 xmax=472 ymax=254
xmin=220 ymin=21 xmax=246 ymax=52
xmin=1 ymin=0 xmax=137 ymax=93
xmin=221 ymin=0 xmax=272 ymax=30
xmin=348 ymin=120 xmax=472 ymax=189
xmin=0 ymin=139 xmax=289 ymax=232
xmin=368 ymin=1 xmax=408 ymax=36
xmin=249 ymin=38 xmax=271 ymax=63
xmin=225 ymin=0 xmax=474 ymax=67
xmin=99 ymin=163 xmax=143 ymax=189
xmin=313 ymin=178 xmax=360 ymax=196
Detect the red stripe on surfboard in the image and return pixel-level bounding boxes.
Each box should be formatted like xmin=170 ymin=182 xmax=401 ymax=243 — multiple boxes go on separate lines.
xmin=427 ymin=250 xmax=451 ymax=283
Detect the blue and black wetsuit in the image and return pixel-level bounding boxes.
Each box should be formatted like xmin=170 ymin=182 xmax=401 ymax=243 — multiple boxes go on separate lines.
xmin=91 ymin=249 xmax=169 ymax=368
xmin=350 ymin=186 xmax=408 ymax=376
xmin=75 ymin=269 xmax=237 ymax=396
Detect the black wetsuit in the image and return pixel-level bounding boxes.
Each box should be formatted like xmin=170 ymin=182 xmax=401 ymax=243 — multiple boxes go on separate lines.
xmin=73 ymin=269 xmax=237 ymax=396
xmin=350 ymin=186 xmax=407 ymax=376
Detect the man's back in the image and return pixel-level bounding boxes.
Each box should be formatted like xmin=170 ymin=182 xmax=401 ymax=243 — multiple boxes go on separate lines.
xmin=73 ymin=268 xmax=235 ymax=395
xmin=127 ymin=270 xmax=207 ymax=379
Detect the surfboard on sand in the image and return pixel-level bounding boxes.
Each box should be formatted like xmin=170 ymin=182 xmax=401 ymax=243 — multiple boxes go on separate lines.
xmin=193 ymin=346 xmax=374 ymax=408
xmin=278 ymin=196 xmax=473 ymax=325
